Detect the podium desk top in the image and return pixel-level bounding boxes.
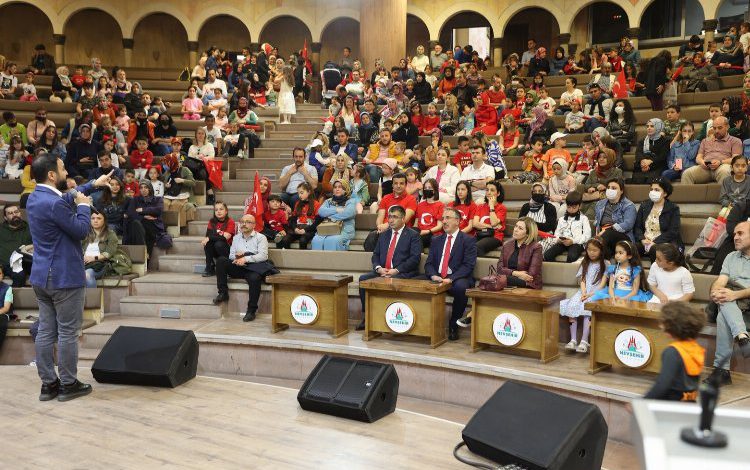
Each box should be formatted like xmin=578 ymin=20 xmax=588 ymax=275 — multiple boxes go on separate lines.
xmin=584 ymin=299 xmax=662 ymax=320
xmin=266 ymin=273 xmax=353 ymax=288
xmin=466 ymin=287 xmax=566 ymax=305
xmin=359 ymin=277 xmax=451 ymax=294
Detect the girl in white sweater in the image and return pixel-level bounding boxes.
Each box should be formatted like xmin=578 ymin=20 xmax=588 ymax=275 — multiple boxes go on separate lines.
xmin=543 ymin=191 xmax=591 ymax=263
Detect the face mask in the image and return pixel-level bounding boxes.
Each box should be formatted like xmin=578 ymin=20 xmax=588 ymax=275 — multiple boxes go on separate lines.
xmin=531 ymin=193 xmax=546 ymax=203
xmin=605 ymin=188 xmax=619 ymax=201
xmin=615 ymin=107 xmax=624 ymax=115
xmin=423 ymin=189 xmax=435 ymax=199
xmin=36 ymin=116 xmax=46 ymax=122
xmin=649 ymin=190 xmax=662 ymax=203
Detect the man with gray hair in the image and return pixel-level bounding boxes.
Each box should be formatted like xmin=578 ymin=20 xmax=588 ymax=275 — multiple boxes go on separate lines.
xmin=681 ymin=116 xmax=742 ymax=185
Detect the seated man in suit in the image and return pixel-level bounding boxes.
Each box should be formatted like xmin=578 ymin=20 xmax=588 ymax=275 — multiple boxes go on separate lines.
xmin=356 ymin=205 xmax=422 ymax=330
xmin=423 ymin=207 xmax=477 ymax=341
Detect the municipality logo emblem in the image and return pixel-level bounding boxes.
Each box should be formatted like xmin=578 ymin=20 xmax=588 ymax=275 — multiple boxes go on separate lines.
xmin=385 ymin=302 xmax=414 ymax=333
xmin=290 ymin=294 xmax=318 ymax=325
xmin=493 ymin=313 xmax=524 ymax=346
xmin=614 ymin=329 xmax=652 ymax=368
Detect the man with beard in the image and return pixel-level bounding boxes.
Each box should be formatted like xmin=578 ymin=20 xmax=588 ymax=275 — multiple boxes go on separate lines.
xmin=0 ymin=204 xmax=33 ymax=286
xmin=450 ymin=72 xmax=477 ymax=110
xmin=27 ymin=153 xmax=114 ymax=401
xmin=0 ymin=112 xmax=28 ymax=146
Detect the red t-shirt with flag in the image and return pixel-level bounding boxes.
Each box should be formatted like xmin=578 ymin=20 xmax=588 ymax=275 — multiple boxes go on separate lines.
xmin=293 ymin=199 xmax=321 ymax=227
xmin=474 ymin=202 xmax=507 ymax=241
xmin=380 ymin=192 xmax=418 ymax=224
xmin=452 ymin=151 xmax=472 ymax=169
xmin=449 ymin=201 xmax=477 ymax=234
xmin=415 ymin=200 xmax=445 ymax=234
xmin=263 ymin=209 xmax=288 ymax=232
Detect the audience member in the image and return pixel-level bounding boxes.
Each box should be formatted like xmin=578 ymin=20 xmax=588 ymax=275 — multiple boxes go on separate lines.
xmin=472 ymin=180 xmax=506 ymax=256
xmin=594 ymin=178 xmax=636 ymax=256
xmin=364 ymin=172 xmax=416 ymax=251
xmin=424 ymin=207 xmax=477 ymax=340
xmin=544 ymin=192 xmax=590 ymax=262
xmin=519 ymin=183 xmax=557 ymax=235
xmin=634 ymin=179 xmax=683 ymax=262
xmin=460 ymin=145 xmax=495 ymax=201
xmin=311 ymin=180 xmax=356 ymax=251
xmin=127 ymin=180 xmax=171 ymax=259
xmin=356 ymin=205 xmax=422 ymax=330
xmin=212 ymin=214 xmax=277 ymax=322
xmin=82 ymin=210 xmax=119 ymax=287
xmin=201 ymin=202 xmax=235 ymax=277
xmin=631 ymin=118 xmax=669 ymax=184
xmin=648 ymin=243 xmax=695 ymax=304
xmin=278 ymin=147 xmax=318 ymax=208
xmin=496 ymin=217 xmax=543 ymax=289
xmin=422 ymin=147 xmax=460 ymax=204
xmin=583 ymin=84 xmax=612 ymax=132
xmin=276 ymin=182 xmax=319 ymax=250
xmin=0 ymin=204 xmax=33 ymax=286
xmin=681 ymin=116 xmax=741 ymax=184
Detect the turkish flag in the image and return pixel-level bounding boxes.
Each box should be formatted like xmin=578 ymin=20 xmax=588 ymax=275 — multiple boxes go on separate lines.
xmin=204 ymin=159 xmax=223 ymax=191
xmin=302 ymin=38 xmax=313 ymax=77
xmin=244 ymin=171 xmax=265 ymax=231
xmin=612 ymin=70 xmax=628 ymax=99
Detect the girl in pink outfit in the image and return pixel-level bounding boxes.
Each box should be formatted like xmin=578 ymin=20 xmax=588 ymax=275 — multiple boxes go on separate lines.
xmin=181 ymin=86 xmax=203 ymax=120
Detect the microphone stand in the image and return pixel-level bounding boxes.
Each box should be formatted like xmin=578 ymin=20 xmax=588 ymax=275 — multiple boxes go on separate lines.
xmin=679 ymin=353 xmax=730 ymax=448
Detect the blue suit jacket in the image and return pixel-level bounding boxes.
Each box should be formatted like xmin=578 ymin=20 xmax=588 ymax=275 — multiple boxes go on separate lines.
xmin=371 ymin=227 xmax=421 ymax=277
xmin=424 ymin=231 xmax=477 ymax=281
xmin=26 ymin=182 xmax=95 ymax=289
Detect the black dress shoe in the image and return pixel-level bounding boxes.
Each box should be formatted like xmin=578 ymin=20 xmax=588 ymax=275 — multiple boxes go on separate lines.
xmin=243 ymin=310 xmax=256 ymax=322
xmin=703 ymin=368 xmax=732 ymax=387
xmin=201 ymin=267 xmax=215 ymax=277
xmin=39 ymin=379 xmax=60 ymax=401
xmin=213 ymin=292 xmax=229 ymax=305
xmin=738 ymin=334 xmax=750 ymax=358
xmin=58 ymin=380 xmax=92 ymax=402
xmin=355 ymin=320 xmax=366 ymax=331
xmin=448 ymin=327 xmax=459 ymax=341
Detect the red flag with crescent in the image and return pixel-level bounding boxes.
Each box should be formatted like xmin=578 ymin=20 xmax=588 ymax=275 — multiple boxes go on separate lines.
xmin=244 ymin=171 xmax=265 ymax=231
xmin=612 ymin=70 xmax=628 ymax=99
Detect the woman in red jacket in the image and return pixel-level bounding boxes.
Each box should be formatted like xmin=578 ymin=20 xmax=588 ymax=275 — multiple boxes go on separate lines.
xmin=201 ymin=201 xmax=236 ymax=276
xmin=472 ymin=92 xmax=498 ymax=136
xmin=497 ymin=217 xmax=543 ymax=289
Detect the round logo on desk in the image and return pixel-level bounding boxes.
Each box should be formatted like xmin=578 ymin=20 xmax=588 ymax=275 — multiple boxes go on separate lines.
xmin=614 ymin=329 xmax=652 ymax=368
xmin=492 ymin=313 xmax=524 ymax=347
xmin=384 ymin=302 xmax=415 ymax=333
xmin=290 ymin=294 xmax=319 ymax=325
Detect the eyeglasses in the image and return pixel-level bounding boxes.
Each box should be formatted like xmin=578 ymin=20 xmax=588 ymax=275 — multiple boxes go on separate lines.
xmin=240 ymin=220 xmax=256 ymax=225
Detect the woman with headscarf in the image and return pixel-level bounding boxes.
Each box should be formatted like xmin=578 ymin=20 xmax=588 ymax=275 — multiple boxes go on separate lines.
xmin=311 ymin=179 xmax=357 ymax=251
xmin=523 ymin=106 xmax=556 ymax=148
xmin=127 ymin=180 xmax=172 ymax=258
xmin=471 ymin=93 xmax=498 ymax=136
xmin=548 ymin=157 xmax=577 ymax=218
xmin=519 ymin=183 xmax=558 ymax=235
xmin=391 ymin=83 xmax=409 ymax=109
xmin=161 ymin=150 xmax=197 ymax=224
xmin=592 ymin=127 xmax=624 ymax=169
xmin=437 ymin=66 xmax=456 ymax=102
xmin=152 ymin=112 xmax=177 ymax=156
xmin=380 ymin=97 xmax=401 ymax=123
xmin=675 ymin=52 xmax=719 ymax=92
xmin=322 ymin=154 xmax=352 ymax=199
xmin=357 ymin=112 xmax=378 ymax=155
xmin=413 ymin=72 xmax=433 ymax=104
xmin=65 ymin=123 xmax=100 ymax=178
xmin=723 ymin=96 xmax=750 ymax=140
xmin=521 ymin=89 xmax=540 ymax=121
xmin=581 ymin=148 xmax=623 ymax=218
xmin=528 ymin=47 xmax=551 ymax=77
xmin=256 ymin=43 xmax=272 ymax=85
xmin=711 ymin=35 xmax=745 ymax=76
xmin=50 ymin=65 xmax=73 ymax=103
xmin=392 ymin=112 xmax=419 ymax=150
xmin=124 ymin=82 xmax=143 ymax=117
xmin=632 ymin=118 xmax=669 ymax=184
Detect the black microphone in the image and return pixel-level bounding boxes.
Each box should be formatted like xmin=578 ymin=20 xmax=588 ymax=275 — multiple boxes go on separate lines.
xmin=679 ymin=351 xmax=731 ymax=448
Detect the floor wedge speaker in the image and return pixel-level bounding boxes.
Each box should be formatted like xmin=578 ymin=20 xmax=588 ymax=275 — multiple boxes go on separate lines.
xmin=462 ymin=382 xmax=608 ymax=470
xmin=92 ymin=326 xmax=199 ymax=388
xmin=298 ymin=355 xmax=399 ymax=423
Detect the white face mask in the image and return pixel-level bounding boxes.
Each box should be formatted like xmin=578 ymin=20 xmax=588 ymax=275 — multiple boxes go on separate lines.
xmin=605 ymin=188 xmax=619 ymax=201
xmin=615 ymin=106 xmax=625 ymax=114
xmin=649 ymin=190 xmax=662 ymax=203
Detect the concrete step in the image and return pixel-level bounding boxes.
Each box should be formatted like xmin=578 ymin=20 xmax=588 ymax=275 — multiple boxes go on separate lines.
xmin=229 ymin=158 xmax=287 ymax=170
xmin=290 ymin=116 xmax=325 ymax=124
xmin=259 ymin=138 xmax=315 ymax=148
xmin=235 ymin=169 xmax=283 ymax=180
xmin=129 ymin=274 xmax=252 ymax=313
xmin=79 ymin=330 xmax=112 ymax=350
xmin=268 ymin=131 xmax=321 ymax=139
xmin=252 ymin=148 xmax=291 ymax=159
xmin=156 ymin=254 xmax=206 ymax=273
xmin=208 ymin=192 xmax=254 ymax=206
xmin=120 ymin=295 xmax=222 ymax=319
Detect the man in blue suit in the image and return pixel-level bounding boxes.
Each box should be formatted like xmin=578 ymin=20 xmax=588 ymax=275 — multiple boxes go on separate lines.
xmin=424 ymin=207 xmax=477 ymax=341
xmin=27 ymin=152 xmax=113 ymax=402
xmin=356 ymin=205 xmax=422 ymax=331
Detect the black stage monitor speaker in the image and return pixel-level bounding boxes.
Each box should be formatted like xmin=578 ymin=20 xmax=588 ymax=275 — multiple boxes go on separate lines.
xmin=298 ymin=355 xmax=399 ymax=423
xmin=92 ymin=326 xmax=199 ymax=388
xmin=462 ymin=382 xmax=608 ymax=470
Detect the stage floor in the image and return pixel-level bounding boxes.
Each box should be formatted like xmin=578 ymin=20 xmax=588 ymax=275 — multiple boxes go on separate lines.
xmin=2 ymin=367 xmax=640 ymax=469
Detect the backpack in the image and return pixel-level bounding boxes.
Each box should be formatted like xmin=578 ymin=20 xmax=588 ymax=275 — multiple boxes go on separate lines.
xmin=109 ymin=248 xmax=132 ymax=276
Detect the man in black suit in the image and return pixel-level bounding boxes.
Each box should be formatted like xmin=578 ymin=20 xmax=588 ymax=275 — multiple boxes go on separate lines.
xmin=356 ymin=205 xmax=422 ymax=330
xmin=424 ymin=207 xmax=477 ymax=340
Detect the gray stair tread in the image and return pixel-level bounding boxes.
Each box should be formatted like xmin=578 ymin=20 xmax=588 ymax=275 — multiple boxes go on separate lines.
xmin=121 ymin=295 xmax=217 ymax=305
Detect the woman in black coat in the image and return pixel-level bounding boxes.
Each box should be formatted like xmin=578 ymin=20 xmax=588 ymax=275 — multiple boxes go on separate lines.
xmin=413 ymin=72 xmax=433 ymax=104
xmin=631 ymin=118 xmax=669 ymax=184
xmin=644 ymin=50 xmax=671 ymax=111
xmin=633 ymin=179 xmax=683 ymax=262
xmin=392 ymin=112 xmax=420 ymax=149
xmin=127 ymin=180 xmax=172 ymax=258
xmin=519 ymin=183 xmax=558 ymax=235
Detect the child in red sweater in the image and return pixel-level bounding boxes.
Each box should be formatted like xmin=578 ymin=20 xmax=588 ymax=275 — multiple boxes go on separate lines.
xmin=451 ymin=136 xmax=472 ymax=170
xmin=130 ymin=137 xmax=153 ymax=180
xmin=420 ymin=103 xmax=440 ymax=135
xmin=123 ymin=169 xmax=140 ymax=197
xmin=262 ymin=195 xmax=289 ymax=243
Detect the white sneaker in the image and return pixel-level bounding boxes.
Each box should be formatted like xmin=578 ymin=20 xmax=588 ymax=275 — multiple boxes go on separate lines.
xmin=564 ymin=340 xmax=578 ymax=351
xmin=237 ymin=149 xmax=244 ymax=159
xmin=456 ymin=317 xmax=472 ymax=328
xmin=28 ymin=360 xmax=36 ymax=367
xmin=576 ymin=340 xmax=590 ymax=353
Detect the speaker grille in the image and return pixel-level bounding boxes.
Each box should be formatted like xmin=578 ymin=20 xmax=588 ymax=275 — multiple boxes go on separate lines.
xmin=333 ymin=363 xmax=383 ymax=407
xmin=306 ymin=358 xmax=354 ymax=401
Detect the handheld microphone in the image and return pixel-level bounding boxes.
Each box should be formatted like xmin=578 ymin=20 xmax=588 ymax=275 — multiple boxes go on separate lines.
xmin=679 ymin=351 xmax=731 ymax=448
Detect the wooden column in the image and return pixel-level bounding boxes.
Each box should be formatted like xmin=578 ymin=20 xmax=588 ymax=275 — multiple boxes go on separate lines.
xmin=53 ymin=34 xmax=65 ymax=65
xmin=311 ymin=42 xmax=322 ymax=72
xmin=188 ymin=41 xmax=199 ymax=68
xmin=626 ymin=28 xmax=640 ymax=49
xmin=360 ymin=0 xmax=406 ymax=70
xmin=491 ymin=37 xmax=503 ymax=67
xmin=122 ymin=38 xmax=134 ymax=67
xmin=703 ymin=19 xmax=718 ymax=50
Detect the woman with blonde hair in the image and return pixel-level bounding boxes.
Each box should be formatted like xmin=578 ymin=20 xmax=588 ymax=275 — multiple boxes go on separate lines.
xmin=497 ymin=217 xmax=543 ymax=288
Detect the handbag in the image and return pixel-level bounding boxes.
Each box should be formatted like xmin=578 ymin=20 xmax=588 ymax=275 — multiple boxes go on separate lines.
xmin=478 ymin=264 xmax=507 ymax=291
xmin=317 ymin=220 xmax=343 ymax=236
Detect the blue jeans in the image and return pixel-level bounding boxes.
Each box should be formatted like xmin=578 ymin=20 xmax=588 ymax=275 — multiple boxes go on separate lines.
xmin=85 ymin=265 xmax=108 ymax=288
xmin=714 ymin=300 xmax=748 ymax=368
xmin=661 ymin=168 xmax=682 ymax=181
xmin=365 ymin=164 xmax=382 ymax=183
xmin=34 ymin=285 xmax=86 ymax=385
xmin=311 ymin=234 xmax=351 ymax=251
xmin=280 ymin=192 xmax=299 ymax=209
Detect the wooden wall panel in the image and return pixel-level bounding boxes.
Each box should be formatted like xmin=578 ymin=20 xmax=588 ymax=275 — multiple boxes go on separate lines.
xmin=64 ymin=9 xmax=124 ymax=67
xmin=320 ymin=18 xmax=361 ymax=68
xmin=0 ymin=4 xmax=54 ymax=63
xmin=198 ymin=15 xmax=252 ymax=54
xmin=259 ymin=16 xmax=313 ymax=61
xmin=360 ymin=0 xmax=405 ymax=72
xmin=132 ymin=14 xmax=189 ymax=69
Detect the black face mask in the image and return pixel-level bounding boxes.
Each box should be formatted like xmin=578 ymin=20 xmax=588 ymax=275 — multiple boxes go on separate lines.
xmin=36 ymin=116 xmax=46 ymax=122
xmin=531 ymin=193 xmax=546 ymax=203
xmin=161 ymin=120 xmax=170 ymax=126
xmin=423 ymin=189 xmax=435 ymax=199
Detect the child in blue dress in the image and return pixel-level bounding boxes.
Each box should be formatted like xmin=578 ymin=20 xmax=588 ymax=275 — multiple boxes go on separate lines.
xmin=560 ymin=238 xmax=610 ymax=353
xmin=590 ymin=240 xmax=653 ymax=302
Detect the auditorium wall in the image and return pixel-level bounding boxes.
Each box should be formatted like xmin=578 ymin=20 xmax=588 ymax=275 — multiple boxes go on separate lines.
xmin=320 ymin=18 xmax=361 ymax=68
xmin=258 ymin=16 xmax=313 ymax=62
xmin=0 ymin=3 xmax=53 ymax=64
xmin=132 ymin=14 xmax=189 ymax=69
xmin=198 ymin=16 xmax=252 ymax=55
xmin=64 ymin=9 xmax=124 ymax=67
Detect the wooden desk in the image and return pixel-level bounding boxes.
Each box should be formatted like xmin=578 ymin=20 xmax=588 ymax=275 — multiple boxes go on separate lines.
xmin=585 ymin=299 xmax=667 ymax=374
xmin=360 ymin=278 xmax=451 ymax=348
xmin=267 ymin=274 xmax=353 ymax=337
xmin=467 ymin=288 xmax=566 ymax=363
